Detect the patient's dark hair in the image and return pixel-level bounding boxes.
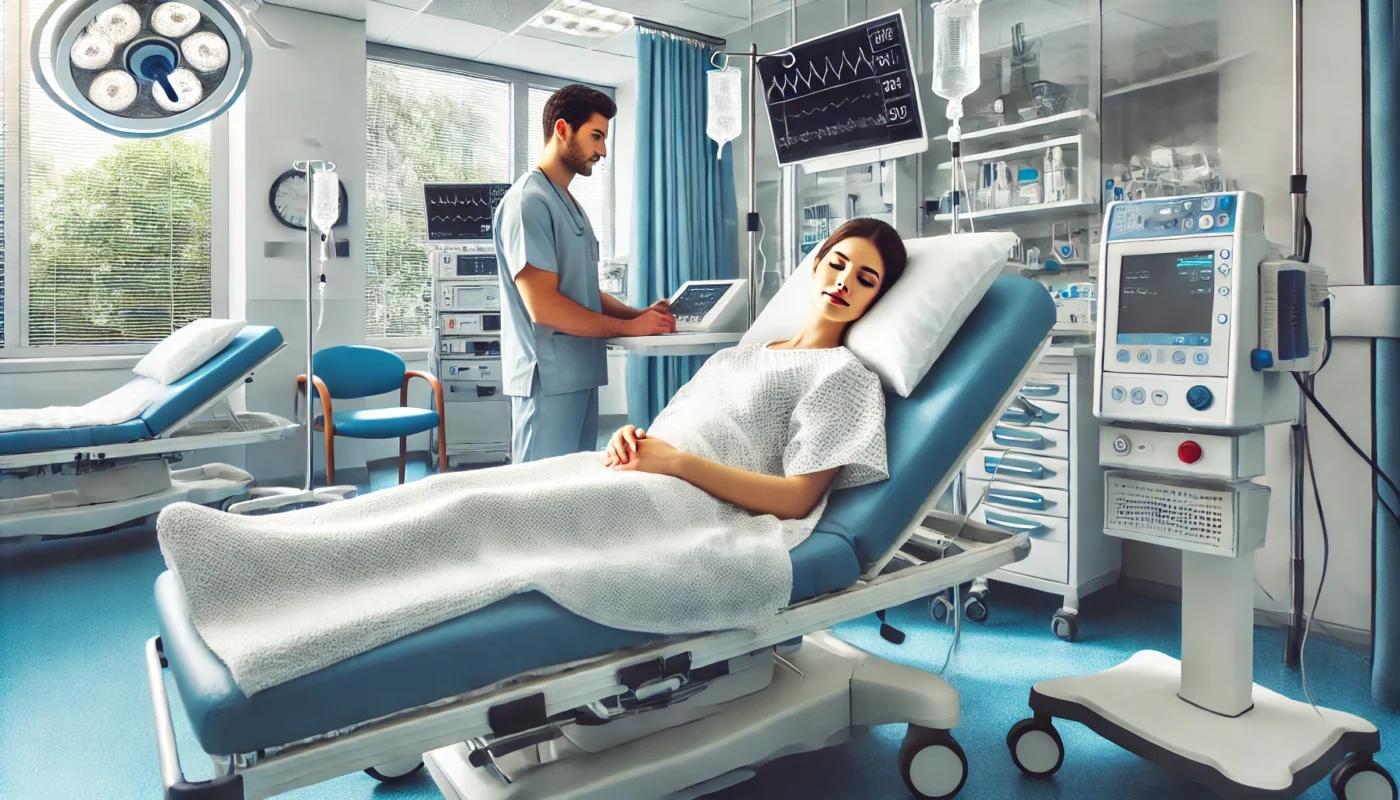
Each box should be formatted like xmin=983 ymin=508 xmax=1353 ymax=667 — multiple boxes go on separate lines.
xmin=813 ymin=217 xmax=907 ymax=301
xmin=541 ymin=84 xmax=617 ymax=143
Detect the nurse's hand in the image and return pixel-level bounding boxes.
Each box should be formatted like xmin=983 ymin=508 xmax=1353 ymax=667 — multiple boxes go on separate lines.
xmin=610 ymin=436 xmax=682 ymax=476
xmin=604 ymin=425 xmax=646 ymax=466
xmin=622 ymin=308 xmax=676 ymax=336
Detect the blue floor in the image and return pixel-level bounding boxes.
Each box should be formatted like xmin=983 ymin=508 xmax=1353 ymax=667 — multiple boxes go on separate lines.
xmin=0 ymin=463 xmax=1394 ymax=800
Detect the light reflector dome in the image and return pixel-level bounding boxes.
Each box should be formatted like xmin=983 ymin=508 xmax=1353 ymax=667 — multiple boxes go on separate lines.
xmin=33 ymin=0 xmax=252 ymax=138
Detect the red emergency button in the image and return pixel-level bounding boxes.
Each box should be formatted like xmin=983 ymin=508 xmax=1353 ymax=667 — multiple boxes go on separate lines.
xmin=1178 ymin=441 xmax=1203 ymax=464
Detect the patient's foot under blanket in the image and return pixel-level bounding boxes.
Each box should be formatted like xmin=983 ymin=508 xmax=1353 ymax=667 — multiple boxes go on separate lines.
xmin=157 ymin=453 xmax=813 ymax=696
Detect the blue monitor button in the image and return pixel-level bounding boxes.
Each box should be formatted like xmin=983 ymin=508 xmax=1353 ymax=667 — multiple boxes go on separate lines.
xmin=1172 ymin=351 xmax=1187 ymax=364
xmin=1201 ymin=197 xmax=1216 ymax=211
xmin=1187 ymin=385 xmax=1214 ymax=411
xmin=1117 ymin=349 xmax=1131 ymax=363
xmin=1111 ymin=386 xmax=1126 ymax=402
xmin=1220 ymin=196 xmax=1232 ymax=208
xmin=1130 ymin=388 xmax=1147 ymax=405
xmin=1193 ymin=351 xmax=1209 ymax=365
xmin=1137 ymin=350 xmax=1151 ymax=363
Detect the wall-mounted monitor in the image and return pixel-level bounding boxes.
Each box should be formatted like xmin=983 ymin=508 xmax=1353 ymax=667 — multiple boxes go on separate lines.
xmin=423 ymin=182 xmax=511 ymax=242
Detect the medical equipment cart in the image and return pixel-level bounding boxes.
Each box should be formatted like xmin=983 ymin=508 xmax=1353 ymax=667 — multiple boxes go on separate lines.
xmin=928 ymin=341 xmax=1121 ymax=641
xmin=431 ymin=250 xmax=511 ymax=466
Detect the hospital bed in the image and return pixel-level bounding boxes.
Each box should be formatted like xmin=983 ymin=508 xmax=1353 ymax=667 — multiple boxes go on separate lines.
xmin=0 ymin=326 xmax=298 ymax=539
xmin=146 ymin=276 xmax=1056 ymax=800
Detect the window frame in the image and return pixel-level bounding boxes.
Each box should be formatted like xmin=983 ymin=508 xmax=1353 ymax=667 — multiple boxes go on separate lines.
xmin=0 ymin=0 xmax=227 ymax=361
xmin=365 ymin=44 xmax=617 ymax=350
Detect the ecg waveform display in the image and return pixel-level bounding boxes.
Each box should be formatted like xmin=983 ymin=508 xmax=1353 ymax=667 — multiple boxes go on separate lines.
xmin=424 ymin=183 xmax=511 ymax=241
xmin=759 ymin=12 xmax=923 ymax=167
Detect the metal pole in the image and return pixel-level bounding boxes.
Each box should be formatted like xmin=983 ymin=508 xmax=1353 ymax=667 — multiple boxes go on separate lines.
xmin=304 ymin=164 xmax=315 ymax=493
xmin=1284 ymin=0 xmax=1307 ymax=667
xmin=747 ymin=41 xmax=758 ymax=325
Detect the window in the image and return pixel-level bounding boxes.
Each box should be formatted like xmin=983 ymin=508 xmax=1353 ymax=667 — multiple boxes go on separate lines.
xmin=527 ymin=86 xmax=613 ymax=261
xmin=365 ymin=62 xmax=512 ymax=340
xmin=0 ymin=0 xmax=214 ymax=352
xmin=365 ymin=51 xmax=616 ymax=343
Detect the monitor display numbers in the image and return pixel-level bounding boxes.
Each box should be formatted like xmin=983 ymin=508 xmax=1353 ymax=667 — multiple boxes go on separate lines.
xmin=1116 ymin=251 xmax=1217 ymax=347
xmin=758 ymin=12 xmax=924 ymax=167
xmin=424 ymin=183 xmax=510 ymax=242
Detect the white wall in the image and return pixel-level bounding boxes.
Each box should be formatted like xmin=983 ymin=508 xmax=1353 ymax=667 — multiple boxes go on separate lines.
xmin=1120 ymin=0 xmax=1372 ymax=634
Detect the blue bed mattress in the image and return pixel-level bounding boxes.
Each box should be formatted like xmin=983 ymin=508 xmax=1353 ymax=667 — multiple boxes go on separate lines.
xmin=0 ymin=326 xmax=283 ymax=456
xmin=155 ymin=531 xmax=862 ymax=756
xmin=155 ymin=276 xmax=1056 ymax=757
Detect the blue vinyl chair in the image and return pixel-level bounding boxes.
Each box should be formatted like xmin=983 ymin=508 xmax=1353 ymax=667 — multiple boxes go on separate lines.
xmin=295 ymin=346 xmax=446 ymax=485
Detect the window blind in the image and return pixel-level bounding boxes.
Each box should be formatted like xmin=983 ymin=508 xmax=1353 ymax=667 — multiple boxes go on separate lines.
xmin=18 ymin=0 xmax=211 ymax=348
xmin=366 ymin=61 xmax=512 ymax=339
xmin=527 ymin=86 xmax=613 ymax=261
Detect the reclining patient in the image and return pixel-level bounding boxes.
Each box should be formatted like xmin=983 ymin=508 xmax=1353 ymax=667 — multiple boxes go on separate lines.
xmin=157 ymin=218 xmax=908 ymax=696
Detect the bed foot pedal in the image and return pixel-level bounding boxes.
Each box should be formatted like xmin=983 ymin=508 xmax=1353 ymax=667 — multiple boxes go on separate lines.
xmin=488 ymin=693 xmax=547 ymax=736
xmin=164 ymin=774 xmax=243 ymax=800
xmin=876 ymin=610 xmax=907 ymax=645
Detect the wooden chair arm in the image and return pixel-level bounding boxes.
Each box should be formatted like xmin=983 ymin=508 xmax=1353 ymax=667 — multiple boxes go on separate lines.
xmin=294 ymin=374 xmax=335 ymax=434
xmin=402 ymin=370 xmax=445 ymax=412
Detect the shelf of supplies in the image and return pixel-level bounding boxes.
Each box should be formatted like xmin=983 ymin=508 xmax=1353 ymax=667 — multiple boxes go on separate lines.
xmin=936 ymin=135 xmax=1081 ymax=169
xmin=934 ymin=198 xmax=1099 ymax=224
xmin=1103 ymin=54 xmax=1250 ymax=99
xmin=934 ymin=110 xmax=1096 ymax=148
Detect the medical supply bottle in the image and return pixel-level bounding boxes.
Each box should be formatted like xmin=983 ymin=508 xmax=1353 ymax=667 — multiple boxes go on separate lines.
xmin=1016 ymin=167 xmax=1041 ymax=206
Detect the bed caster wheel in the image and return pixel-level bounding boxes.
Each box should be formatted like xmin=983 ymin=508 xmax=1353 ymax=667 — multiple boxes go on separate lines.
xmin=1007 ymin=718 xmax=1064 ymax=776
xmin=364 ymin=758 xmax=424 ymax=783
xmin=929 ymin=591 xmax=954 ymax=625
xmin=1051 ymin=611 xmax=1078 ymax=641
xmin=1332 ymin=754 xmax=1397 ymax=800
xmin=898 ymin=725 xmax=968 ymax=799
xmin=962 ymin=591 xmax=988 ymax=623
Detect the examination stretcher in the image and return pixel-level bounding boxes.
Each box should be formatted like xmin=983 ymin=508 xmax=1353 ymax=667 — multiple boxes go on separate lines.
xmin=147 ymin=276 xmax=1057 ymax=800
xmin=0 ymin=326 xmax=298 ymax=539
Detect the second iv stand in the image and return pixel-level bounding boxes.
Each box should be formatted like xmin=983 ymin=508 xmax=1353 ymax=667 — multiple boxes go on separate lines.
xmin=710 ymin=45 xmax=795 ymax=325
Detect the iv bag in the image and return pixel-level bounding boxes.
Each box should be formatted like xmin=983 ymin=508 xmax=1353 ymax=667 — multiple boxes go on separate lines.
xmin=311 ymin=166 xmax=339 ymax=235
xmin=932 ymin=0 xmax=982 ymax=120
xmin=706 ymin=67 xmax=742 ymax=159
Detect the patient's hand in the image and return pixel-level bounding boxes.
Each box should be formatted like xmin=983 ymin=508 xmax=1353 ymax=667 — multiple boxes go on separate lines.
xmin=604 ymin=425 xmax=646 ymax=467
xmin=609 ymin=436 xmax=682 ymax=476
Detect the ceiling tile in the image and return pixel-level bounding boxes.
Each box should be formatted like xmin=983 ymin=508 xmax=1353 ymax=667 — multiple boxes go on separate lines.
xmin=365 ymin=1 xmax=416 ymax=41
xmin=644 ymin=3 xmax=747 ymax=36
xmin=597 ymin=28 xmax=637 ymax=57
xmin=369 ymin=0 xmax=420 ymax=8
xmin=264 ymin=0 xmax=368 ymax=19
xmin=388 ymin=13 xmax=511 ymax=59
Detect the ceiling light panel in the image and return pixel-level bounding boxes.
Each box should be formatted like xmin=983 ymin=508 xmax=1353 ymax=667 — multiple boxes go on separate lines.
xmin=529 ymin=0 xmax=634 ymax=40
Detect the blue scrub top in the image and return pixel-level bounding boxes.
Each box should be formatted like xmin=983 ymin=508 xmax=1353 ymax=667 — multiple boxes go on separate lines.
xmin=494 ymin=170 xmax=607 ymax=397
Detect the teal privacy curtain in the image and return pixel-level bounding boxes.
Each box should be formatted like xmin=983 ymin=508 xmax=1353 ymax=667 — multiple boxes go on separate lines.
xmin=626 ymin=29 xmax=739 ymax=428
xmin=1370 ymin=0 xmax=1400 ymax=707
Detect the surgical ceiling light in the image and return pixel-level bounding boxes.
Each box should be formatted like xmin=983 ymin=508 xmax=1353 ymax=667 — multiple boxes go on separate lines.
xmin=32 ymin=0 xmax=253 ymax=138
xmin=529 ymin=0 xmax=634 ymax=40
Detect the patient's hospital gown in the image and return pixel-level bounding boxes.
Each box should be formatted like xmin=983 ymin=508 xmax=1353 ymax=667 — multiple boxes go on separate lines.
xmin=157 ymin=344 xmax=888 ymax=695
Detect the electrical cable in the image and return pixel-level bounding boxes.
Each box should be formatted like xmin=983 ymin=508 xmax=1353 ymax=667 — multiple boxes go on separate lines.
xmin=1299 ymin=411 xmax=1328 ymax=714
xmin=1292 ymin=373 xmax=1400 ymax=530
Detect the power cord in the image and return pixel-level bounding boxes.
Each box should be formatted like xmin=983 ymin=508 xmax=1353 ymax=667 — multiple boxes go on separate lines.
xmin=1292 ymin=372 xmax=1400 ymax=530
xmin=1299 ymin=411 xmax=1328 ymax=714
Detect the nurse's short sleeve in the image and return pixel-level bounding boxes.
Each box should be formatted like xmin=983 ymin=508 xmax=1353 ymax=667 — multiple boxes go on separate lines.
xmin=783 ymin=361 xmax=889 ymax=490
xmin=498 ymin=191 xmax=558 ymax=277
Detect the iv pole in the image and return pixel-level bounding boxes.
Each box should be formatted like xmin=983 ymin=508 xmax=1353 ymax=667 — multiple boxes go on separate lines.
xmin=709 ymin=46 xmax=796 ymax=325
xmin=1283 ymin=0 xmax=1309 ymax=667
xmin=228 ymin=159 xmax=358 ymax=515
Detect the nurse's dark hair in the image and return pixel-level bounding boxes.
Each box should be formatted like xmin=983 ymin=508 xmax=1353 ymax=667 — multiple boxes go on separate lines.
xmin=813 ymin=218 xmax=907 ymax=301
xmin=542 ymin=85 xmax=617 ymax=142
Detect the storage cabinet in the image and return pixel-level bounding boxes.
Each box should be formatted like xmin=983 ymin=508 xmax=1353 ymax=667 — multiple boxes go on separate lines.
xmin=956 ymin=343 xmax=1120 ymax=641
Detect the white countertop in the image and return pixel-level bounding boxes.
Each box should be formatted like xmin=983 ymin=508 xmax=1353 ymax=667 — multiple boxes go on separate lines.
xmin=605 ymin=332 xmax=744 ymax=356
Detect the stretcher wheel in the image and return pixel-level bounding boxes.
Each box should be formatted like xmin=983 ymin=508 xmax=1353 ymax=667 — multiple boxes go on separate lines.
xmin=928 ymin=591 xmax=953 ymax=625
xmin=1006 ymin=718 xmax=1064 ymax=777
xmin=898 ymin=724 xmax=968 ymax=799
xmin=364 ymin=758 xmax=424 ymax=783
xmin=1051 ymin=611 xmax=1078 ymax=641
xmin=1332 ymin=754 xmax=1397 ymax=800
xmin=962 ymin=590 xmax=988 ymax=623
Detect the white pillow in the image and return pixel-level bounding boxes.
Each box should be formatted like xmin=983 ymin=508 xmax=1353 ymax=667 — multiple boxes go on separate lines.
xmin=134 ymin=319 xmax=247 ymax=385
xmin=741 ymin=232 xmax=1018 ymax=396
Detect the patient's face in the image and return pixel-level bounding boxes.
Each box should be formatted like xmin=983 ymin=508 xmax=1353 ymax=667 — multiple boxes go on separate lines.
xmin=810 ymin=236 xmax=886 ymax=324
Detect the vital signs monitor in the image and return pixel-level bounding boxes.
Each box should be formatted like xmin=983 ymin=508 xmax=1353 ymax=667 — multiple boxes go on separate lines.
xmin=667 ymin=279 xmax=749 ymax=333
xmin=1094 ymin=191 xmax=1299 ymax=429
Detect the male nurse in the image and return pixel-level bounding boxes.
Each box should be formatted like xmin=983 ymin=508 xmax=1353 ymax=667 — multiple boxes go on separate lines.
xmin=495 ymin=84 xmax=675 ymax=463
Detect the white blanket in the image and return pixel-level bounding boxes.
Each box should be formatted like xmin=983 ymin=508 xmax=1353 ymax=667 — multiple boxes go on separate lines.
xmin=158 ymin=345 xmax=889 ymax=696
xmin=0 ymin=377 xmax=164 ymax=433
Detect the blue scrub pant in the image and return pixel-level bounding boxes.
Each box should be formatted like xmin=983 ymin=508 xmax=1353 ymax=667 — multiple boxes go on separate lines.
xmin=510 ymin=386 xmax=600 ymax=463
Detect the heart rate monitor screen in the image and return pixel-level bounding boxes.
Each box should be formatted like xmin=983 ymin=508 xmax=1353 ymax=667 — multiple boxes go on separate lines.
xmin=1116 ymin=251 xmax=1216 ymax=346
xmin=670 ymin=285 xmax=730 ymax=320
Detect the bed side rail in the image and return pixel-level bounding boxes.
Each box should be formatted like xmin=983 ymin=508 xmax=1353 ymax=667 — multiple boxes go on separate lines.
xmin=147 ymin=637 xmax=246 ymax=800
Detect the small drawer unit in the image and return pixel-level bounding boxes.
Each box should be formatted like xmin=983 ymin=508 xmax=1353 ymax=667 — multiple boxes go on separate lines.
xmin=924 ymin=349 xmax=1122 ymax=641
xmin=433 ymin=249 xmax=512 ymax=466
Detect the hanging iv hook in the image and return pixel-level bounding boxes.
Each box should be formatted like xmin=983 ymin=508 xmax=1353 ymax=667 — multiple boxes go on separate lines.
xmin=709 ymin=49 xmax=796 ymax=69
